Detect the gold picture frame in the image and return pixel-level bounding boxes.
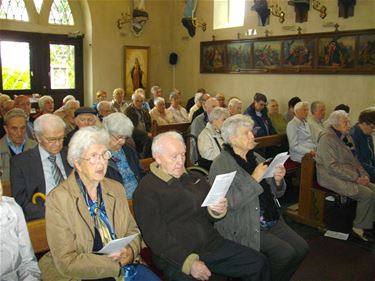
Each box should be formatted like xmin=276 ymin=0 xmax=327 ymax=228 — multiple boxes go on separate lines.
xmin=124 ymin=46 xmax=150 ymax=96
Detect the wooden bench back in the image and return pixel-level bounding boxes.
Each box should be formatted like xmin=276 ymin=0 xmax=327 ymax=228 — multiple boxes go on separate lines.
xmin=1 ymin=181 xmax=11 ymax=197
xmin=140 ymin=157 xmax=154 ymax=171
xmin=27 ymin=219 xmax=48 ymax=254
xmin=151 ymin=121 xmax=190 ymax=138
xmin=254 ymin=133 xmax=288 ymax=149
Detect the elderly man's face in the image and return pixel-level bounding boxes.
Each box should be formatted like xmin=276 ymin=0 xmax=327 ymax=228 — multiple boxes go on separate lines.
xmin=75 ymin=143 xmax=109 ymax=183
xmin=229 ymin=103 xmax=242 ymax=116
xmin=155 ymin=137 xmax=186 ymax=178
xmin=75 ymin=113 xmax=97 ymax=129
xmin=153 ymin=89 xmax=162 ymax=98
xmin=4 ymin=116 xmax=26 ymax=146
xmin=204 ymin=99 xmax=219 ymax=114
xmin=295 ymin=106 xmax=309 ymax=120
xmin=44 ymin=99 xmax=54 ymax=113
xmin=15 ymin=97 xmax=31 ymax=116
xmin=133 ymin=95 xmax=144 ymax=110
xmin=313 ymin=104 xmax=326 ymax=121
xmin=37 ymin=126 xmax=65 ymax=156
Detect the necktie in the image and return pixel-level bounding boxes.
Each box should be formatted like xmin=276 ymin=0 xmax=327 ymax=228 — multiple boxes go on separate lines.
xmin=48 ymin=155 xmax=64 ymax=186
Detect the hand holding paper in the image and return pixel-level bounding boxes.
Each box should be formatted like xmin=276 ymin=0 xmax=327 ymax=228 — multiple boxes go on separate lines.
xmin=201 ymin=171 xmax=236 ymax=207
xmin=96 ymin=233 xmax=139 ymax=255
xmin=260 ymin=152 xmax=289 ymax=181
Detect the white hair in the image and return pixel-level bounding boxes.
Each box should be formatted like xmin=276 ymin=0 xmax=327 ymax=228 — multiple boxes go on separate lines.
xmin=294 ymin=101 xmax=309 ymax=112
xmin=67 ymin=126 xmax=110 ymax=167
xmin=154 ymin=97 xmax=165 ymax=106
xmin=34 ymin=114 xmax=66 ymax=136
xmin=221 ymin=114 xmax=254 ymax=144
xmin=38 ymin=95 xmax=54 ymax=111
xmin=132 ymin=92 xmax=144 ymax=101
xmin=326 ymin=110 xmax=349 ymax=129
xmin=228 ymin=98 xmax=242 ymax=108
xmin=113 ymin=88 xmax=125 ymax=98
xmin=64 ymin=99 xmax=80 ymax=110
xmin=97 ymin=100 xmax=112 ymax=111
xmin=208 ymin=107 xmax=230 ymax=123
xmin=151 ymin=131 xmax=184 ymax=157
xmin=102 ymin=112 xmax=134 ymax=137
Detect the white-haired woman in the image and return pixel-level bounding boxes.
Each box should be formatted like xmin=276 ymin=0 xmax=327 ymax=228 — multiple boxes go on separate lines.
xmin=316 ymin=110 xmax=375 ymax=241
xmin=111 ymin=88 xmax=127 ymax=113
xmin=56 ymin=99 xmax=80 ymax=136
xmin=38 ymin=95 xmax=54 ymax=115
xmin=103 ymin=113 xmax=145 ymax=199
xmin=167 ymin=91 xmax=189 ymax=123
xmin=39 ymin=126 xmax=160 ymax=281
xmin=149 ymin=97 xmax=174 ymax=125
xmin=0 ymin=182 xmax=41 ymax=280
xmin=209 ymin=115 xmax=308 ymax=281
xmin=197 ymin=107 xmax=230 ymax=170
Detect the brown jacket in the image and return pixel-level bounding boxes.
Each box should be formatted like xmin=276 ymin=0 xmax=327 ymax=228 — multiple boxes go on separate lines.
xmin=316 ymin=126 xmax=368 ymax=196
xmin=39 ymin=172 xmax=141 ymax=280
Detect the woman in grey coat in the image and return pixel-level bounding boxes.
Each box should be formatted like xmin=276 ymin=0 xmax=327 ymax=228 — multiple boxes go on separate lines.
xmin=316 ymin=110 xmax=375 ymax=241
xmin=209 ymin=115 xmax=308 ymax=281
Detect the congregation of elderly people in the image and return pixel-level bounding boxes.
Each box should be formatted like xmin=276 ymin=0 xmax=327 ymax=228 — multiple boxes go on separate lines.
xmin=1 ymin=87 xmax=374 ymax=280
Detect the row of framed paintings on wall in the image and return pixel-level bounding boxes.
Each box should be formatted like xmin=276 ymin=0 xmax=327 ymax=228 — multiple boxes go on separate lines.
xmin=200 ymin=28 xmax=375 ymax=74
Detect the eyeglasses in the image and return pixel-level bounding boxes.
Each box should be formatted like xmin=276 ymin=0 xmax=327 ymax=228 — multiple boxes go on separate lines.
xmin=80 ymin=150 xmax=112 ymax=164
xmin=111 ymin=134 xmax=128 ymax=141
xmin=44 ymin=136 xmax=64 ymax=143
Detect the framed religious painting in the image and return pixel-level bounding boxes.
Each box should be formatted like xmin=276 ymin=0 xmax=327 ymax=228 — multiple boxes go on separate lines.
xmin=282 ymin=39 xmax=315 ymax=68
xmin=357 ymin=34 xmax=375 ymax=70
xmin=227 ymin=41 xmax=252 ymax=72
xmin=200 ymin=43 xmax=227 ymax=73
xmin=253 ymin=40 xmax=282 ymax=69
xmin=318 ymin=36 xmax=355 ymax=69
xmin=124 ymin=46 xmax=149 ymax=96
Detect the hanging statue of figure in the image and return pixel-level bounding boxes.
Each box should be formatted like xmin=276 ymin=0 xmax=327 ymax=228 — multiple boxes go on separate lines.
xmin=132 ymin=0 xmax=149 ymax=36
xmin=181 ymin=0 xmax=197 ymax=37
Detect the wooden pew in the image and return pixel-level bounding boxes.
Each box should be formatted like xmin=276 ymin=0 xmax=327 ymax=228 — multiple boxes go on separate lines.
xmin=286 ymin=153 xmax=327 ymax=229
xmin=139 ymin=157 xmax=154 ymax=172
xmin=1 ymin=181 xmax=11 ymax=197
xmin=255 ymin=133 xmax=288 ymax=149
xmin=27 ymin=219 xmax=49 ymax=254
xmin=151 ymin=121 xmax=190 ymax=137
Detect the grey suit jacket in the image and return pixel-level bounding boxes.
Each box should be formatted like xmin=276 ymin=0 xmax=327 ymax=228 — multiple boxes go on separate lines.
xmin=10 ymin=146 xmax=72 ymax=221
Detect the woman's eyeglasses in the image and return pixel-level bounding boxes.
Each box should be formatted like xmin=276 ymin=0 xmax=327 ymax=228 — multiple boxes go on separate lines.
xmin=80 ymin=150 xmax=112 ymax=164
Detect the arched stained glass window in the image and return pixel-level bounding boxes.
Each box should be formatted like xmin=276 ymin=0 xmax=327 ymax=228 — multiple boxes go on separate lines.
xmin=0 ymin=0 xmax=29 ymax=21
xmin=33 ymin=0 xmax=43 ymax=14
xmin=48 ymin=0 xmax=74 ymax=25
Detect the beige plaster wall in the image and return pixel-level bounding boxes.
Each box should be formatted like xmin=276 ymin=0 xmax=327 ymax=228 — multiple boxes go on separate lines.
xmin=173 ymin=0 xmax=375 ymax=120
xmin=86 ymin=0 xmax=176 ymax=104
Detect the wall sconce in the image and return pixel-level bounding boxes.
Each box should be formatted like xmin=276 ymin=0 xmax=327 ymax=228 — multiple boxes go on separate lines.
xmin=269 ymin=4 xmax=285 ymax=23
xmin=117 ymin=9 xmax=149 ymax=33
xmin=312 ymin=0 xmax=327 ymax=19
xmin=192 ymin=17 xmax=207 ymax=32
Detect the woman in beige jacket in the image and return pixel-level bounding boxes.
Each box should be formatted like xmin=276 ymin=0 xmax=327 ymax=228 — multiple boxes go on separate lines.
xmin=39 ymin=127 xmax=160 ymax=281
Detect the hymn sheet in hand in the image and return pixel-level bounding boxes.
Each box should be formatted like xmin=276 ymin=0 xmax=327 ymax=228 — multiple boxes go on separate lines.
xmin=201 ymin=171 xmax=236 ymax=207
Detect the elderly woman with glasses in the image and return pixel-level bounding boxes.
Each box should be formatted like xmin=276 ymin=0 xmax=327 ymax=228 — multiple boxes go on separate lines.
xmin=197 ymin=107 xmax=230 ymax=170
xmin=39 ymin=127 xmax=160 ymax=281
xmin=316 ymin=110 xmax=375 ymax=242
xmin=102 ymin=113 xmax=145 ymax=199
xmin=209 ymin=115 xmax=308 ymax=281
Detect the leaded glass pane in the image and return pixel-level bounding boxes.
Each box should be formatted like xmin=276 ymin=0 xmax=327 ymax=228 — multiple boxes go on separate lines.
xmin=33 ymin=0 xmax=43 ymax=14
xmin=48 ymin=0 xmax=74 ymax=25
xmin=0 ymin=0 xmax=29 ymax=21
xmin=1 ymin=41 xmax=31 ymax=90
xmin=50 ymin=44 xmax=75 ymax=89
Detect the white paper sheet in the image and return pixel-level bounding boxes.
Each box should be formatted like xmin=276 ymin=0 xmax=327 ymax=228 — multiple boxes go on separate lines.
xmin=324 ymin=230 xmax=349 ymax=240
xmin=260 ymin=152 xmax=290 ymax=180
xmin=201 ymin=171 xmax=236 ymax=207
xmin=96 ymin=233 xmax=139 ymax=254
